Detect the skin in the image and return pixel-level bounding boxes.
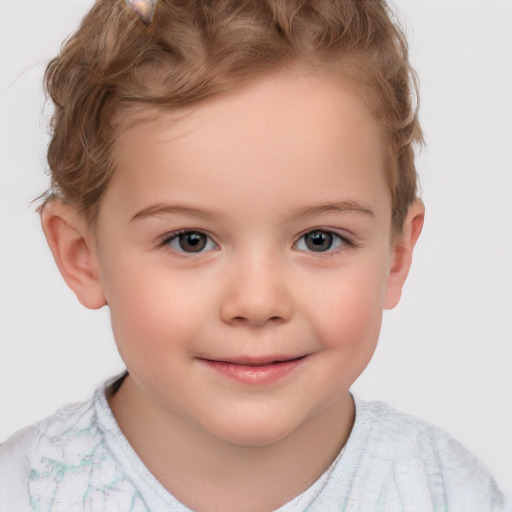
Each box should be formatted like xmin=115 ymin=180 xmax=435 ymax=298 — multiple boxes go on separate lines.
xmin=42 ymin=68 xmax=424 ymax=512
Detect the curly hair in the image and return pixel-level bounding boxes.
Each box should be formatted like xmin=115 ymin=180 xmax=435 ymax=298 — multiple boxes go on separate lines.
xmin=44 ymin=0 xmax=422 ymax=231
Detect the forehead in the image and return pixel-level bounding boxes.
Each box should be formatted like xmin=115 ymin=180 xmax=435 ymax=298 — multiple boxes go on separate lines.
xmin=108 ymin=69 xmax=390 ymax=221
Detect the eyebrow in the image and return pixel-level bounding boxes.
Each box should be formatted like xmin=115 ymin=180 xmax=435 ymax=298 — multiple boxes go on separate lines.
xmin=131 ymin=203 xmax=222 ymax=222
xmin=282 ymin=201 xmax=375 ymax=222
xmin=130 ymin=200 xmax=375 ymax=222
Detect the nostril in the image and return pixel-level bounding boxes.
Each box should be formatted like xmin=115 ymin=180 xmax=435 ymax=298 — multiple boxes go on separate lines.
xmin=267 ymin=316 xmax=287 ymax=325
xmin=219 ymin=287 xmax=293 ymax=326
xmin=230 ymin=315 xmax=284 ymax=326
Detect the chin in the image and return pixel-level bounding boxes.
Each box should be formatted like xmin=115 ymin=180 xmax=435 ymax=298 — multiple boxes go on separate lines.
xmin=202 ymin=406 xmax=312 ymax=448
xmin=217 ymin=426 xmax=297 ymax=448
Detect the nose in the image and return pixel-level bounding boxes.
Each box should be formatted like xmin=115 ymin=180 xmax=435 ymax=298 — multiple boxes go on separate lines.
xmin=219 ymin=252 xmax=294 ymax=327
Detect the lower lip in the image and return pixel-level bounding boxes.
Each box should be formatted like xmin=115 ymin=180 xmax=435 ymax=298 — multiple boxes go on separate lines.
xmin=201 ymin=358 xmax=305 ymax=385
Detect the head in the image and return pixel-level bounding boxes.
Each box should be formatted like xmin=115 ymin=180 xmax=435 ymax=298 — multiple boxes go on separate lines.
xmin=44 ymin=0 xmax=422 ymax=233
xmin=41 ymin=0 xmax=424 ymax=446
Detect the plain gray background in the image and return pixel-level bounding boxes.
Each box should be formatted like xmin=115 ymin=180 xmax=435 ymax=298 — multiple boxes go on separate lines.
xmin=1 ymin=0 xmax=511 ymax=498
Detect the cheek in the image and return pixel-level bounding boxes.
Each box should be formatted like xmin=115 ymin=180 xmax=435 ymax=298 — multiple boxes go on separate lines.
xmin=305 ymin=263 xmax=387 ymax=353
xmin=102 ymin=259 xmax=212 ymax=361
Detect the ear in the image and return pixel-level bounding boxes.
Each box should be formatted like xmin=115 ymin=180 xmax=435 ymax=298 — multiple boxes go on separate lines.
xmin=383 ymin=199 xmax=425 ymax=310
xmin=41 ymin=199 xmax=107 ymax=310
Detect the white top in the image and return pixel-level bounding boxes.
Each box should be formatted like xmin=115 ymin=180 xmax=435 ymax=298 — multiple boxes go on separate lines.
xmin=0 ymin=378 xmax=505 ymax=511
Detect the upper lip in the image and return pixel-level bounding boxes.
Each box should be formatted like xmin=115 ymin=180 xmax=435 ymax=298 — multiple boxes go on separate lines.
xmin=200 ymin=355 xmax=307 ymax=367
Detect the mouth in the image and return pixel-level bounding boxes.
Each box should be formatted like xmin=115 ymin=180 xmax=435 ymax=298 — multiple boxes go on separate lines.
xmin=205 ymin=355 xmax=307 ymax=366
xmin=198 ymin=355 xmax=308 ymax=385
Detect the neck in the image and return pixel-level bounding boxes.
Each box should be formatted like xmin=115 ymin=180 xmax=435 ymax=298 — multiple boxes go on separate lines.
xmin=109 ymin=376 xmax=354 ymax=512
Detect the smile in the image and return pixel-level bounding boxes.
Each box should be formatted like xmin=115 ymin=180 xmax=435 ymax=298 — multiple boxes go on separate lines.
xmin=199 ymin=356 xmax=307 ymax=385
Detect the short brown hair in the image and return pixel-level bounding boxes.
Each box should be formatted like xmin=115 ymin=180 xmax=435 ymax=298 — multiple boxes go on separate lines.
xmin=44 ymin=0 xmax=422 ymax=231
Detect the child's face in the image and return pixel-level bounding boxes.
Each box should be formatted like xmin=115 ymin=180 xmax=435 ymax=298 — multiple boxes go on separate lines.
xmin=88 ymin=69 xmax=413 ymax=446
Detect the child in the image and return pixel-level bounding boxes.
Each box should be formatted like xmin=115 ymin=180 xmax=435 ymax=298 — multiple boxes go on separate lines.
xmin=0 ymin=0 xmax=506 ymax=510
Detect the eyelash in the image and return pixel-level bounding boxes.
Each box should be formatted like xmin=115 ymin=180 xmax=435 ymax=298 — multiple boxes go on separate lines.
xmin=160 ymin=229 xmax=357 ymax=257
xmin=160 ymin=230 xmax=219 ymax=257
xmin=294 ymin=229 xmax=357 ymax=258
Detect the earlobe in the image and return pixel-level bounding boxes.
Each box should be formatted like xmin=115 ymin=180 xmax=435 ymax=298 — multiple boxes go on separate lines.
xmin=383 ymin=199 xmax=425 ymax=310
xmin=41 ymin=199 xmax=107 ymax=310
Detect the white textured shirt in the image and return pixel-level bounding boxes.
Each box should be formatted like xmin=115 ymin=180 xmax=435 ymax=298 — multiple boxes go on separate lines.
xmin=0 ymin=380 xmax=505 ymax=511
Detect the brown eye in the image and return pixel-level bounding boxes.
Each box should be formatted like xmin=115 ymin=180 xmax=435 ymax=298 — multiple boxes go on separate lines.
xmin=166 ymin=231 xmax=217 ymax=253
xmin=304 ymin=231 xmax=334 ymax=252
xmin=294 ymin=230 xmax=347 ymax=254
xmin=179 ymin=232 xmax=206 ymax=252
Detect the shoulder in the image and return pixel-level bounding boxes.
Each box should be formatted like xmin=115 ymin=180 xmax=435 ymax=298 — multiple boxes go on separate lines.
xmin=0 ymin=380 xmax=157 ymax=512
xmin=352 ymin=397 xmax=505 ymax=509
xmin=0 ymin=396 xmax=100 ymax=510
xmin=0 ymin=423 xmax=39 ymax=510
